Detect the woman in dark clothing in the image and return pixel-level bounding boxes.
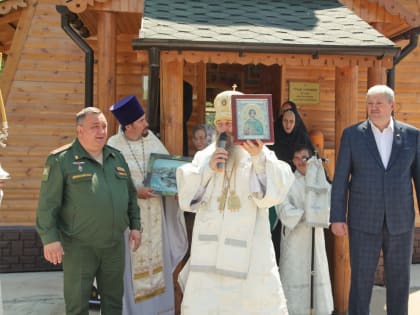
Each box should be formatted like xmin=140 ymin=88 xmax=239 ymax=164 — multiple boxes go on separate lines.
xmin=272 ymin=101 xmax=314 ymax=169
xmin=269 ymin=101 xmax=314 ymax=265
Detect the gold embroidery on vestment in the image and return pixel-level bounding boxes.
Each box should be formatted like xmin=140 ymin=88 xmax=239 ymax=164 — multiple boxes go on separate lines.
xmin=133 ymin=265 xmax=164 ymax=279
xmin=228 ymin=190 xmax=241 ymax=211
xmin=218 ymin=162 xmax=241 ymax=212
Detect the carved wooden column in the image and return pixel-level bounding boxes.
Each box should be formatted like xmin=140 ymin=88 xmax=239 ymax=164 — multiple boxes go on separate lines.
xmin=160 ymin=53 xmax=184 ymax=314
xmin=160 ymin=53 xmax=183 ymax=155
xmin=332 ymin=65 xmax=358 ymax=315
xmin=97 ymin=11 xmax=117 ymax=135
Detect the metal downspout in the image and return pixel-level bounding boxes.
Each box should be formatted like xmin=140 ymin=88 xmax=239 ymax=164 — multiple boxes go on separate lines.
xmin=148 ymin=47 xmax=160 ymax=135
xmin=56 ymin=5 xmax=94 ymax=107
xmin=387 ymin=29 xmax=419 ymax=89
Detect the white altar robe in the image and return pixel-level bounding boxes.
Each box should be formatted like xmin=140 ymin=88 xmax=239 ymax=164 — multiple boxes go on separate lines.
xmin=276 ymin=171 xmax=334 ymax=315
xmin=108 ymin=129 xmax=187 ymax=315
xmin=176 ymin=144 xmax=294 ymax=315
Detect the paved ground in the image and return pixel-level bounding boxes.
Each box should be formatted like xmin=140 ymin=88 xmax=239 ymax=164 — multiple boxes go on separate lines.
xmin=0 ymin=272 xmax=99 ymax=315
xmin=0 ymin=265 xmax=419 ymax=315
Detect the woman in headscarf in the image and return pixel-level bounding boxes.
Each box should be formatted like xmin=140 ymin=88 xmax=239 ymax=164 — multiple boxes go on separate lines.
xmin=269 ymin=101 xmax=314 ymax=265
xmin=272 ymin=101 xmax=314 ymax=169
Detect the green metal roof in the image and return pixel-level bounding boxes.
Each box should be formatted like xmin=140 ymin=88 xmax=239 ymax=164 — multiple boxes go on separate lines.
xmin=133 ymin=0 xmax=399 ymax=57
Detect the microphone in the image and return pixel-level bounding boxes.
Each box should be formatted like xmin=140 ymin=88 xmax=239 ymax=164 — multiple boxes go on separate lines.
xmin=217 ymin=132 xmax=228 ymax=172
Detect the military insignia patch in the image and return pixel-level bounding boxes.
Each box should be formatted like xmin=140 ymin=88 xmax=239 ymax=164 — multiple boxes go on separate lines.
xmin=116 ymin=166 xmax=125 ymax=172
xmin=42 ymin=166 xmax=50 ymax=182
xmin=116 ymin=166 xmax=127 ymax=176
xmin=73 ymin=161 xmax=85 ymax=172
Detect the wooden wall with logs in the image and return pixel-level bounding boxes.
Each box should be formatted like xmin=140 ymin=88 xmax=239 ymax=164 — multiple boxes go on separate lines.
xmin=0 ymin=0 xmax=146 ymax=225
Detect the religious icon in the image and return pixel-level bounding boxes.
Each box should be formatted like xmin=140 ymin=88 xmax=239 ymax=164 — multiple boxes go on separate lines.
xmin=231 ymin=94 xmax=274 ymax=144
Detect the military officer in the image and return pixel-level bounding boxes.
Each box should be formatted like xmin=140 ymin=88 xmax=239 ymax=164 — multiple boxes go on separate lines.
xmin=36 ymin=107 xmax=142 ymax=315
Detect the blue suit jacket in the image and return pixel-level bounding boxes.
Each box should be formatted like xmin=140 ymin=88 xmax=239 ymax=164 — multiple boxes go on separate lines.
xmin=330 ymin=119 xmax=420 ymax=235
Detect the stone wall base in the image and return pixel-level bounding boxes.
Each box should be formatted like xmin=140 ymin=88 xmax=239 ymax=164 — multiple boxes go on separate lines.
xmin=0 ymin=226 xmax=61 ymax=273
xmin=1 ymin=225 xmax=419 ymax=277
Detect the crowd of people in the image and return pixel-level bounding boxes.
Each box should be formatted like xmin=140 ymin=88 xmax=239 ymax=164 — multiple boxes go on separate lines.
xmin=35 ymin=84 xmax=419 ymax=315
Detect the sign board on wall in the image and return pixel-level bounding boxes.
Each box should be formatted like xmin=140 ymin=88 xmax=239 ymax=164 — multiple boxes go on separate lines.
xmin=289 ymin=81 xmax=320 ymax=104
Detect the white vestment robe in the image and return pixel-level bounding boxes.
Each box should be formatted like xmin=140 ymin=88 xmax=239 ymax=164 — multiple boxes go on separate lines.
xmin=276 ymin=171 xmax=334 ymax=315
xmin=176 ymin=144 xmax=294 ymax=315
xmin=108 ymin=129 xmax=187 ymax=315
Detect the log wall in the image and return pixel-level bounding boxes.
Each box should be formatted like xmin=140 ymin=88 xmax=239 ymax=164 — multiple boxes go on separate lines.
xmin=0 ymin=0 xmax=146 ymax=225
xmin=0 ymin=1 xmax=419 ymax=230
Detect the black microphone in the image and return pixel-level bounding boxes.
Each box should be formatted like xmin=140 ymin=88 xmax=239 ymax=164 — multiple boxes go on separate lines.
xmin=217 ymin=132 xmax=228 ymax=172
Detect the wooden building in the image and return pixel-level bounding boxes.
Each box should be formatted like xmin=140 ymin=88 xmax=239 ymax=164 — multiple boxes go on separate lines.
xmin=1 ymin=0 xmax=420 ymax=314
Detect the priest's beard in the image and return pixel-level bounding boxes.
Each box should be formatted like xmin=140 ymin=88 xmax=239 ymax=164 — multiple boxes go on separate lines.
xmin=215 ymin=132 xmax=247 ymax=167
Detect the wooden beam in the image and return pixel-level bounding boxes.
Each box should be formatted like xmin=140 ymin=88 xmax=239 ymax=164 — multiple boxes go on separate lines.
xmin=160 ymin=54 xmax=183 ymax=155
xmin=194 ymin=62 xmax=206 ymax=125
xmin=0 ymin=0 xmax=37 ymax=102
xmin=0 ymin=9 xmax=21 ymax=25
xmin=332 ymin=65 xmax=358 ymax=315
xmin=367 ymin=63 xmax=387 ymax=88
xmin=97 ymin=11 xmax=117 ymax=135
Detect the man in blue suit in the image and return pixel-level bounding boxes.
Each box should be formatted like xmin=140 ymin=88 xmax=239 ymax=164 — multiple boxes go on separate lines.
xmin=330 ymin=85 xmax=420 ymax=315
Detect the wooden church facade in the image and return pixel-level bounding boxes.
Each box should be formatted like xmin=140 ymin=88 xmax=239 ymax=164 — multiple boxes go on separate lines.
xmin=1 ymin=0 xmax=420 ymax=314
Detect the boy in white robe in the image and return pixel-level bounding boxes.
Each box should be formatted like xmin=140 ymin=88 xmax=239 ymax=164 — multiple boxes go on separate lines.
xmin=176 ymin=89 xmax=294 ymax=315
xmin=276 ymin=146 xmax=334 ymax=315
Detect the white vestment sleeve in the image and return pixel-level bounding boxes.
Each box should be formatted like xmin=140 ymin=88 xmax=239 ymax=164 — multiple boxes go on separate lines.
xmin=276 ymin=184 xmax=304 ymax=238
xmin=250 ymin=152 xmax=267 ymax=193
xmin=176 ymin=146 xmax=215 ymax=212
xmin=251 ymin=147 xmax=294 ymax=209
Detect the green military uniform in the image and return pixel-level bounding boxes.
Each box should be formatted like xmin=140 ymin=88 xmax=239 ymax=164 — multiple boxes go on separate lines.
xmin=36 ymin=138 xmax=140 ymax=315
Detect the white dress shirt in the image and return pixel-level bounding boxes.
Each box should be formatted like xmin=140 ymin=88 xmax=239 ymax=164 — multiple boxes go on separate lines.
xmin=370 ymin=119 xmax=394 ymax=169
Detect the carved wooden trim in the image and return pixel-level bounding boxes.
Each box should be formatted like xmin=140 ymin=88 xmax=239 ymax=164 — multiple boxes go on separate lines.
xmin=367 ymin=0 xmax=420 ymax=26
xmin=66 ymin=0 xmax=108 ymax=13
xmin=156 ymin=50 xmax=394 ymax=69
xmin=0 ymin=0 xmax=27 ymax=15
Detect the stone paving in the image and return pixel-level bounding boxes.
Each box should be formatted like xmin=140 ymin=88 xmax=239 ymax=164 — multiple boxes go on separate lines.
xmin=0 ymin=266 xmax=419 ymax=315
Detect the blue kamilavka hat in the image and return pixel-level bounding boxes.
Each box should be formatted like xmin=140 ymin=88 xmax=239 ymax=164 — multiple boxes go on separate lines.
xmin=110 ymin=95 xmax=144 ymax=126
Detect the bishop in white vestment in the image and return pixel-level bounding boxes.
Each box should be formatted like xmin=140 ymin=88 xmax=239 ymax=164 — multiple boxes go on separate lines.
xmin=176 ymin=90 xmax=294 ymax=315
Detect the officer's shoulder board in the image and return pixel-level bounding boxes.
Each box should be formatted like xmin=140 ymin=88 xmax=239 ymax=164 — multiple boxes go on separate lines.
xmin=50 ymin=143 xmax=72 ymax=155
xmin=42 ymin=143 xmax=72 ymax=182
